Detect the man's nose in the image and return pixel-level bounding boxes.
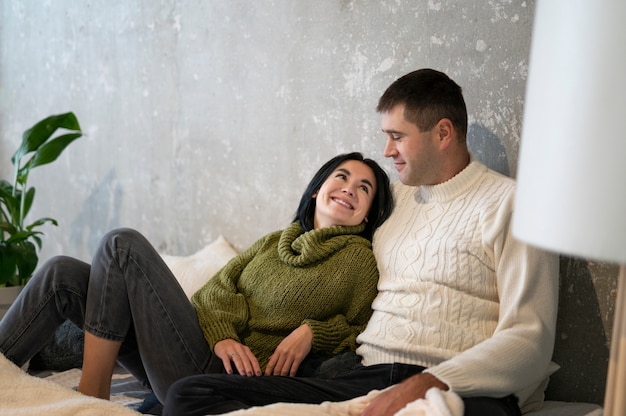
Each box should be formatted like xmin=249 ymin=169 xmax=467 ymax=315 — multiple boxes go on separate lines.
xmin=383 ymin=137 xmax=396 ymax=158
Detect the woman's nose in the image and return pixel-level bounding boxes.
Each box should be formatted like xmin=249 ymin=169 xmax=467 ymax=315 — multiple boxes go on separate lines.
xmin=342 ymin=187 xmax=355 ymax=197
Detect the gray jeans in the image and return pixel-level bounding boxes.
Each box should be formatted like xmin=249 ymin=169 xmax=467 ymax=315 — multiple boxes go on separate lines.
xmin=0 ymin=228 xmax=214 ymax=402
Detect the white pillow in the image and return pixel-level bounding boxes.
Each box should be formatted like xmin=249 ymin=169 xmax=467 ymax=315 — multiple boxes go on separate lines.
xmin=161 ymin=235 xmax=239 ymax=299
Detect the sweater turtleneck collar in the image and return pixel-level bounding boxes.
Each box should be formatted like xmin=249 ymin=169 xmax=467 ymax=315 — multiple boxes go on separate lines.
xmin=418 ymin=157 xmax=487 ymax=203
xmin=277 ymin=222 xmax=369 ymax=267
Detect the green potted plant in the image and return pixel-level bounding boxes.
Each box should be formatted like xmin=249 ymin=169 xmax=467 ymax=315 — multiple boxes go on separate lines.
xmin=0 ymin=112 xmax=82 ymax=304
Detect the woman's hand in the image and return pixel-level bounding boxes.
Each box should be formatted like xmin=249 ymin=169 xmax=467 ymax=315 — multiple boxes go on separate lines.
xmin=214 ymin=339 xmax=262 ymax=377
xmin=265 ymin=323 xmax=313 ymax=376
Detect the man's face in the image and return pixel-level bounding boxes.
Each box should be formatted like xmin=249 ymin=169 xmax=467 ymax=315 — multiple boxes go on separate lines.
xmin=381 ymin=104 xmax=441 ymax=186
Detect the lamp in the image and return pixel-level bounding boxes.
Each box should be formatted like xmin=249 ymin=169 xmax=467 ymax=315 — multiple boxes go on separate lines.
xmin=513 ymin=1 xmax=626 ymax=415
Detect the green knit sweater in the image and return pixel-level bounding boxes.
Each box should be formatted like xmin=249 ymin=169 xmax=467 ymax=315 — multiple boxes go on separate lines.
xmin=191 ymin=222 xmax=379 ymax=370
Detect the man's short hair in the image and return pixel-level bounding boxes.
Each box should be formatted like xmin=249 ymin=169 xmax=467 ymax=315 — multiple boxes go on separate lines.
xmin=376 ymin=68 xmax=468 ymax=142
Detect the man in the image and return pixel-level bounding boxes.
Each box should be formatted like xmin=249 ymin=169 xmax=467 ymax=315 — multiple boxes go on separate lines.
xmin=163 ymin=69 xmax=559 ymax=416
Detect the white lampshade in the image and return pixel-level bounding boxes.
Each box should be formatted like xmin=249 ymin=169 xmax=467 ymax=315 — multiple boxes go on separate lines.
xmin=513 ymin=0 xmax=626 ymax=264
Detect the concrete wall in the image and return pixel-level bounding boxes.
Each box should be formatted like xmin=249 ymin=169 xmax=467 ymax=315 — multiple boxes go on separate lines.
xmin=0 ymin=0 xmax=616 ymax=405
xmin=1 ymin=0 xmax=531 ymax=256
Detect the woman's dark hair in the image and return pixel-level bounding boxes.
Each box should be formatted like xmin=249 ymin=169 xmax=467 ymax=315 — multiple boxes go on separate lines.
xmin=293 ymin=152 xmax=394 ymax=241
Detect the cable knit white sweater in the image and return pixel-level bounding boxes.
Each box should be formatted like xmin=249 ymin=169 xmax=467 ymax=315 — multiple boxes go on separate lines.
xmin=356 ymin=159 xmax=559 ymax=409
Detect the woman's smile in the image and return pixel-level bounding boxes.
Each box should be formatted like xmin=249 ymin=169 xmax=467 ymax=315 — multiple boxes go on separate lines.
xmin=331 ymin=196 xmax=354 ymax=210
xmin=313 ymin=160 xmax=376 ymax=229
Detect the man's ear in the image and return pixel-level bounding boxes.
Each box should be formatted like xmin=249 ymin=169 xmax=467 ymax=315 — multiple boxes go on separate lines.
xmin=436 ymin=118 xmax=455 ymax=150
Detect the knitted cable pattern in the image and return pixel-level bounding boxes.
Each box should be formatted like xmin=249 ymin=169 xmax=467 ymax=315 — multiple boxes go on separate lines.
xmin=357 ymin=160 xmax=558 ymax=406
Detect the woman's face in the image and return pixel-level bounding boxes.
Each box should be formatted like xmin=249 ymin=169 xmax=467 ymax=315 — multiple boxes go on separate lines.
xmin=313 ymin=160 xmax=377 ymax=229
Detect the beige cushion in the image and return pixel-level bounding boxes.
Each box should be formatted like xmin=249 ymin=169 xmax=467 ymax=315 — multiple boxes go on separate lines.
xmin=161 ymin=235 xmax=238 ymax=299
xmin=518 ymin=361 xmax=560 ymax=413
xmin=525 ymin=401 xmax=603 ymax=416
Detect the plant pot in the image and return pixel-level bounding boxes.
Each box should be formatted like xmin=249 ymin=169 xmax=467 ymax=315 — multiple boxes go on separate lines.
xmin=0 ymin=285 xmax=23 ymax=320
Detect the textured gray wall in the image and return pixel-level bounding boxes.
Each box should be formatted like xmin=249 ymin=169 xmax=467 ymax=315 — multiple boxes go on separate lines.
xmin=0 ymin=0 xmax=616 ymax=405
xmin=0 ymin=1 xmax=530 ymax=257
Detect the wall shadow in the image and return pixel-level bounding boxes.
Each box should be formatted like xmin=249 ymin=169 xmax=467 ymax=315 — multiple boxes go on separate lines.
xmin=467 ymin=122 xmax=510 ymax=177
xmin=70 ymin=169 xmax=123 ymax=255
xmin=545 ymin=256 xmax=612 ymax=405
xmin=466 ymin=122 xmax=612 ymax=405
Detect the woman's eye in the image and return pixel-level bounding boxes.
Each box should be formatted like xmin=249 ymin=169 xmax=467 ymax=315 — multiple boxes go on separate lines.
xmin=335 ymin=173 xmax=347 ymax=180
xmin=360 ymin=185 xmax=370 ymax=194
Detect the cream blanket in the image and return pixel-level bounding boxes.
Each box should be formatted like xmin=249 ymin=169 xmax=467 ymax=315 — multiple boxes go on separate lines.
xmin=0 ymin=353 xmax=139 ymax=416
xmin=223 ymin=387 xmax=463 ymax=416
xmin=0 ymin=352 xmax=463 ymax=416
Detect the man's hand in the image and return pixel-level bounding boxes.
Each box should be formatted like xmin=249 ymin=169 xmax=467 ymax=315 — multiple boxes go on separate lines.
xmin=361 ymin=372 xmax=448 ymax=416
xmin=265 ymin=323 xmax=313 ymax=376
xmin=214 ymin=339 xmax=262 ymax=377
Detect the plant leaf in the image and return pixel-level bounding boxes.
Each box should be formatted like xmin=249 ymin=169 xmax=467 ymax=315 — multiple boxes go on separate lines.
xmin=32 ymin=234 xmax=42 ymax=249
xmin=5 ymin=229 xmax=41 ymax=244
xmin=20 ymin=187 xmax=35 ymax=219
xmin=0 ymin=180 xmax=16 ymax=205
xmin=0 ymin=185 xmax=18 ymax=223
xmin=0 ymin=194 xmax=19 ymax=226
xmin=23 ymin=132 xmax=82 ymax=171
xmin=26 ymin=217 xmax=58 ymax=229
xmin=0 ymin=242 xmax=18 ymax=286
xmin=12 ymin=112 xmax=81 ymax=166
xmin=15 ymin=240 xmax=38 ymax=282
xmin=0 ymin=179 xmax=13 ymax=191
xmin=0 ymin=221 xmax=17 ymax=234
xmin=3 ymin=112 xmax=82 ymax=286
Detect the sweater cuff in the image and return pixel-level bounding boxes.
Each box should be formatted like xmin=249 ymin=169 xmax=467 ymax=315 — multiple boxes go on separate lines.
xmin=202 ymin=322 xmax=241 ymax=349
xmin=304 ymin=319 xmax=356 ymax=354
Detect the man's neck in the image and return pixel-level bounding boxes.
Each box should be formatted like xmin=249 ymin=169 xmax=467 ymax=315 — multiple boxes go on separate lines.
xmin=433 ymin=149 xmax=471 ymax=185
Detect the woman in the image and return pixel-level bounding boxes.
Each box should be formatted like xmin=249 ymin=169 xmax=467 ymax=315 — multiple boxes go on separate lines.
xmin=0 ymin=152 xmax=393 ymax=405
